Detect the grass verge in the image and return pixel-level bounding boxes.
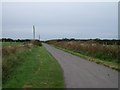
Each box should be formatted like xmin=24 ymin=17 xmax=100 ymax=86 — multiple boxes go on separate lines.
xmin=54 ymin=46 xmax=119 ymax=71
xmin=3 ymin=46 xmax=64 ymax=88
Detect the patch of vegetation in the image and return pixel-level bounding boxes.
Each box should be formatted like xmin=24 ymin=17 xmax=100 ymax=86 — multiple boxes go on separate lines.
xmin=30 ymin=40 xmax=42 ymax=46
xmin=3 ymin=42 xmax=64 ymax=88
xmin=56 ymin=47 xmax=119 ymax=71
xmin=2 ymin=42 xmax=23 ymax=46
xmin=47 ymin=39 xmax=119 ymax=71
xmin=26 ymin=46 xmax=64 ymax=88
xmin=2 ymin=43 xmax=33 ymax=84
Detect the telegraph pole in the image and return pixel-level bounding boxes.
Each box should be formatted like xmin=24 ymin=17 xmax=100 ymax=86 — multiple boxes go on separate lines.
xmin=33 ymin=25 xmax=35 ymax=40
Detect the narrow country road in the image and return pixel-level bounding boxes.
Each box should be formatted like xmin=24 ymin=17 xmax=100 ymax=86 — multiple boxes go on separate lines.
xmin=43 ymin=43 xmax=118 ymax=88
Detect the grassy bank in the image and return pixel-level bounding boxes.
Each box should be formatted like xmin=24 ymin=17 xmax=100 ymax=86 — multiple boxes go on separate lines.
xmin=55 ymin=46 xmax=119 ymax=71
xmin=47 ymin=40 xmax=119 ymax=71
xmin=3 ymin=42 xmax=64 ymax=88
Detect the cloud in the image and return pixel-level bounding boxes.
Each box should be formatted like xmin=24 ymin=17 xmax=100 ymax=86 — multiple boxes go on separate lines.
xmin=2 ymin=2 xmax=118 ymax=40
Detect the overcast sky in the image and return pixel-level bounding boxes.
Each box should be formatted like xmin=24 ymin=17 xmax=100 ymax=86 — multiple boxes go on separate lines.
xmin=2 ymin=2 xmax=118 ymax=40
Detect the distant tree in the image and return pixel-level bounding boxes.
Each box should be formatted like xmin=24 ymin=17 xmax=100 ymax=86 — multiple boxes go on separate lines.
xmin=70 ymin=38 xmax=75 ymax=41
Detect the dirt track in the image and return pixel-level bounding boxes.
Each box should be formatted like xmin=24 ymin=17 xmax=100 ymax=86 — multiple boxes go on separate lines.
xmin=43 ymin=43 xmax=118 ymax=88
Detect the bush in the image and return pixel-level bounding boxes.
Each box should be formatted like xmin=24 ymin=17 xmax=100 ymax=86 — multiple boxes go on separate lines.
xmin=31 ymin=40 xmax=42 ymax=46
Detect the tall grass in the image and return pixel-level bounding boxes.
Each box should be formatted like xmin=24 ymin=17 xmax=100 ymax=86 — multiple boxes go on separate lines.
xmin=2 ymin=40 xmax=42 ymax=84
xmin=2 ymin=41 xmax=64 ymax=88
xmin=47 ymin=40 xmax=119 ymax=64
xmin=2 ymin=43 xmax=32 ymax=83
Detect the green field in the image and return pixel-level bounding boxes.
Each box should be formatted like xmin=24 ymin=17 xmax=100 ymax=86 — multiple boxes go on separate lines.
xmin=2 ymin=42 xmax=23 ymax=46
xmin=2 ymin=42 xmax=64 ymax=88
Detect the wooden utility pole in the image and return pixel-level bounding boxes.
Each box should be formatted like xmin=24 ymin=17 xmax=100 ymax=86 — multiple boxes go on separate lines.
xmin=33 ymin=25 xmax=35 ymax=40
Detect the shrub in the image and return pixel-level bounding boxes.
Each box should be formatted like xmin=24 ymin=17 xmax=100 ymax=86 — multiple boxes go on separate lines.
xmin=31 ymin=40 xmax=42 ymax=46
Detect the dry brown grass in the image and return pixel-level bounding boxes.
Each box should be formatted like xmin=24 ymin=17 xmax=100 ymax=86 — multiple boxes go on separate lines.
xmin=2 ymin=42 xmax=35 ymax=83
xmin=2 ymin=41 xmax=42 ymax=84
xmin=30 ymin=40 xmax=42 ymax=46
xmin=48 ymin=40 xmax=119 ymax=63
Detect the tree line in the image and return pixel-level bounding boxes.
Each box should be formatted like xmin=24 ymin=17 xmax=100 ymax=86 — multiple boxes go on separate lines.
xmin=1 ymin=38 xmax=34 ymax=42
xmin=46 ymin=38 xmax=120 ymax=45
